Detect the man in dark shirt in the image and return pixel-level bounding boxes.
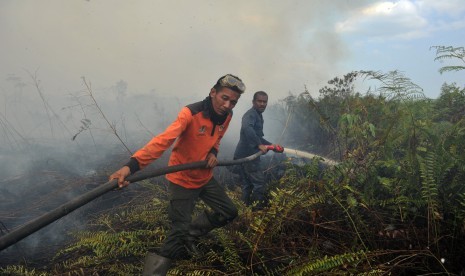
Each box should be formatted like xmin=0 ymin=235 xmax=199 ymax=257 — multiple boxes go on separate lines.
xmin=233 ymin=91 xmax=281 ymax=210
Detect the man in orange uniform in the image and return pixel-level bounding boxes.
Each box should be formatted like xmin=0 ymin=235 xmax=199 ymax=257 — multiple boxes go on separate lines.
xmin=109 ymin=74 xmax=246 ymax=276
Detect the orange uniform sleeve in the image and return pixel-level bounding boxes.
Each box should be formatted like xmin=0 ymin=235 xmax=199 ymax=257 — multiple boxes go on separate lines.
xmin=132 ymin=107 xmax=192 ymax=170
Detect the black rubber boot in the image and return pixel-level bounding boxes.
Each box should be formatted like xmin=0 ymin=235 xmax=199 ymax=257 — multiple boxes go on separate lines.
xmin=186 ymin=211 xmax=217 ymax=256
xmin=142 ymin=252 xmax=172 ymax=276
xmin=185 ymin=236 xmax=202 ymax=256
xmin=188 ymin=211 xmax=216 ymax=238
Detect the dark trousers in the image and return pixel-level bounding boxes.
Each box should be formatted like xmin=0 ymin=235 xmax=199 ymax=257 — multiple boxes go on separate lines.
xmin=159 ymin=177 xmax=238 ymax=260
xmin=239 ymin=160 xmax=266 ymax=208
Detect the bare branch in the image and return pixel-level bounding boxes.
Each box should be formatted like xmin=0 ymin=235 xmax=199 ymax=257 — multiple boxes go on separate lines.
xmin=81 ymin=77 xmax=132 ymax=155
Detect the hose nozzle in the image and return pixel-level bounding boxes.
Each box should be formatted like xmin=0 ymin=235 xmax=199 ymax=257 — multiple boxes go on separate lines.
xmin=266 ymin=145 xmax=284 ymax=153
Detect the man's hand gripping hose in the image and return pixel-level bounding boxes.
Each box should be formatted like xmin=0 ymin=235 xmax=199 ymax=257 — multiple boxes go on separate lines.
xmin=266 ymin=144 xmax=284 ymax=153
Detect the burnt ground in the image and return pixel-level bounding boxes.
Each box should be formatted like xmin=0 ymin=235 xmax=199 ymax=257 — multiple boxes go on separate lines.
xmin=0 ymin=149 xmax=293 ymax=269
xmin=0 ymin=147 xmax=169 ymax=267
xmin=0 ymin=147 xmax=165 ymax=268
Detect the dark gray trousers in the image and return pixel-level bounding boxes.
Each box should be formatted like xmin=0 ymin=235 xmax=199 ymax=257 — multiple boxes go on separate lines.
xmin=159 ymin=177 xmax=238 ymax=260
xmin=238 ymin=159 xmax=266 ymax=208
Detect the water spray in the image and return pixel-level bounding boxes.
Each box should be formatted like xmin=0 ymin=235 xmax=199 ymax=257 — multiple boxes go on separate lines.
xmin=282 ymin=147 xmax=339 ymax=166
xmin=265 ymin=145 xmax=338 ymax=166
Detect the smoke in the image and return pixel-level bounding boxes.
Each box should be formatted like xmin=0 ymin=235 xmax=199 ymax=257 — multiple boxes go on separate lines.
xmin=0 ymin=1 xmax=371 ymax=100
xmin=0 ymin=0 xmax=375 ymax=156
xmin=0 ymin=0 xmax=373 ymax=267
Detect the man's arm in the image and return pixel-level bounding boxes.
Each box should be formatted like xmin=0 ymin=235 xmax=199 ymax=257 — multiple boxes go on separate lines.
xmin=130 ymin=107 xmax=191 ymax=171
xmin=260 ymin=137 xmax=272 ymax=146
xmin=109 ymin=107 xmax=192 ymax=187
xmin=241 ymin=111 xmax=262 ymax=148
xmin=242 ymin=112 xmax=272 ymax=153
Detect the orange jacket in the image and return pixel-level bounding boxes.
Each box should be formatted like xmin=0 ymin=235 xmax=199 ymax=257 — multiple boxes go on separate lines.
xmin=126 ymin=98 xmax=232 ymax=189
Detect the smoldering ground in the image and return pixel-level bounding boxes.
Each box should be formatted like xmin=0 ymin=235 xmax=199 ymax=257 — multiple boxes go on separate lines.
xmin=0 ymin=67 xmax=321 ymax=267
xmin=0 ymin=77 xmax=191 ymax=266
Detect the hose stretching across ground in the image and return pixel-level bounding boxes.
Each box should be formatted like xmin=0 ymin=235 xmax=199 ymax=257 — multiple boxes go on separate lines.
xmin=0 ymin=151 xmax=264 ymax=251
xmin=0 ymin=148 xmax=337 ymax=251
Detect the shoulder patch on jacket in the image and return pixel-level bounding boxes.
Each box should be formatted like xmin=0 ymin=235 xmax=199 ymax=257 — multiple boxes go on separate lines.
xmin=186 ymin=101 xmax=204 ymax=116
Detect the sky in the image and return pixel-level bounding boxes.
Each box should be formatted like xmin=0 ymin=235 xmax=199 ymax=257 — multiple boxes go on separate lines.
xmin=337 ymin=0 xmax=465 ymax=97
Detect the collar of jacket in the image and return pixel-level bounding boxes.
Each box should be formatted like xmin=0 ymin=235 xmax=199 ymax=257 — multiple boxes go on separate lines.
xmin=253 ymin=107 xmax=264 ymax=117
xmin=202 ymin=96 xmax=229 ymax=125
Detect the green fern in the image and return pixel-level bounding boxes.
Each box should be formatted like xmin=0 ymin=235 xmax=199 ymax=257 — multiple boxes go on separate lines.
xmin=360 ymin=70 xmax=425 ymax=102
xmin=356 ymin=269 xmax=387 ymax=275
xmin=0 ymin=266 xmax=49 ymax=276
xmin=216 ymin=230 xmax=245 ymax=272
xmin=431 ymin=46 xmax=465 ymax=74
xmin=457 ymin=192 xmax=465 ymax=231
xmin=287 ymin=250 xmax=367 ymax=275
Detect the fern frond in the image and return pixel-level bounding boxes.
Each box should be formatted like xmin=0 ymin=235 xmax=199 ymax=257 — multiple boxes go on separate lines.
xmin=438 ymin=66 xmax=465 ymax=74
xmin=0 ymin=265 xmax=49 ymax=276
xmin=418 ymin=150 xmax=441 ymax=244
xmin=287 ymin=250 xmax=366 ymax=276
xmin=430 ymin=46 xmax=465 ymax=74
xmin=217 ymin=230 xmax=245 ymax=272
xmin=431 ymin=46 xmax=465 ymax=61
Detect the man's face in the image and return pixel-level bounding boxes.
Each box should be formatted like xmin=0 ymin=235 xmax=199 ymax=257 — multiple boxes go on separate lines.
xmin=253 ymin=94 xmax=268 ymax=113
xmin=210 ymin=87 xmax=241 ymax=115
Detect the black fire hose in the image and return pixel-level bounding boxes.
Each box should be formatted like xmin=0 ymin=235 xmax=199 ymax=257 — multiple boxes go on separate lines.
xmin=0 ymin=151 xmax=264 ymax=251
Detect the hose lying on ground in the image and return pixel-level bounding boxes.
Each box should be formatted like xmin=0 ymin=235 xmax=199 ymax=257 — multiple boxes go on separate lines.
xmin=0 ymin=151 xmax=264 ymax=251
xmin=0 ymin=148 xmax=336 ymax=251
